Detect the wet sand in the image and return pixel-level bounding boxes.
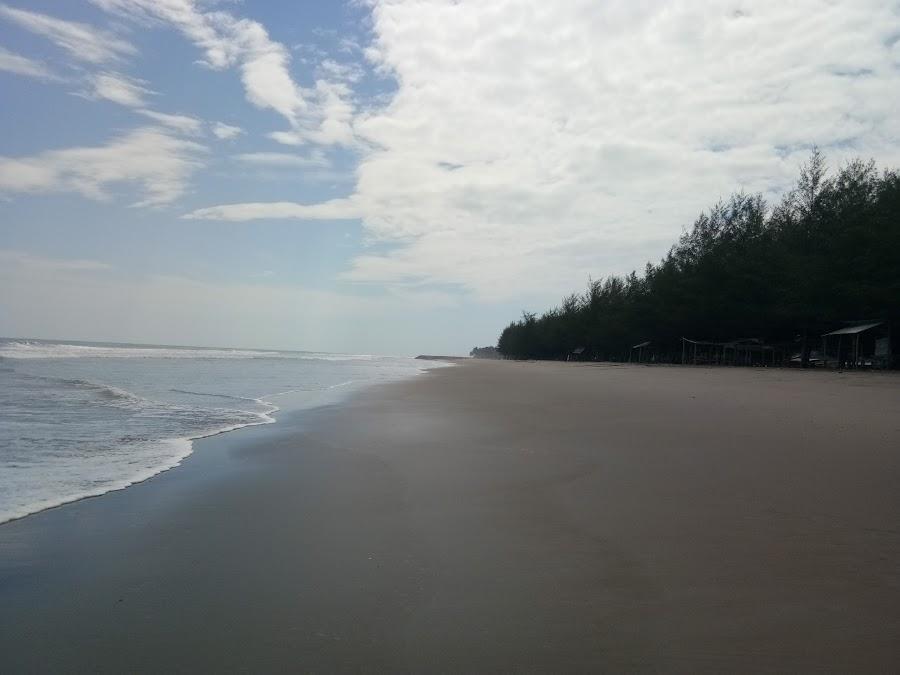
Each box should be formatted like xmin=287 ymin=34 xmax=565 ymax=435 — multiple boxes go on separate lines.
xmin=1 ymin=361 xmax=899 ymax=673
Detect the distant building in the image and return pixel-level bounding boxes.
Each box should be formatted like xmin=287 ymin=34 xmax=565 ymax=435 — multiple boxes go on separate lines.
xmin=682 ymin=337 xmax=783 ymax=366
xmin=821 ymin=322 xmax=891 ymax=368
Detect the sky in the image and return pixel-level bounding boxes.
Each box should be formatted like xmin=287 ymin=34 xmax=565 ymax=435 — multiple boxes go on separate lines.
xmin=1 ymin=1 xmax=898 ymax=355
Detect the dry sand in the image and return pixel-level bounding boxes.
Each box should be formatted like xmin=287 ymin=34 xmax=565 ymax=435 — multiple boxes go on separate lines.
xmin=1 ymin=361 xmax=899 ymax=673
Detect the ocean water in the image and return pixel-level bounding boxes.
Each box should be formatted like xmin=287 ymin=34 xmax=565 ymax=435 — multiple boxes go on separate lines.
xmin=0 ymin=338 xmax=444 ymax=525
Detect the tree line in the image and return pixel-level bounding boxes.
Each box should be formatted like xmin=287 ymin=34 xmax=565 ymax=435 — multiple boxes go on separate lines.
xmin=497 ymin=151 xmax=900 ymax=364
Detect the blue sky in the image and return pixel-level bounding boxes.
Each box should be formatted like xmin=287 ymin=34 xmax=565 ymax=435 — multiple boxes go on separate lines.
xmin=1 ymin=1 xmax=899 ymax=354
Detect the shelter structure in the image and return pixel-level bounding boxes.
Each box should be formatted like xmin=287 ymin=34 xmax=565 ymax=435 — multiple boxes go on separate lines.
xmin=630 ymin=341 xmax=651 ymax=363
xmin=821 ymin=322 xmax=889 ymax=368
xmin=567 ymin=346 xmax=586 ymax=362
xmin=681 ymin=337 xmax=783 ymax=366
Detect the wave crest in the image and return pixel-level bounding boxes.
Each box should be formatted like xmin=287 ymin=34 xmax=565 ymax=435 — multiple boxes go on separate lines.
xmin=0 ymin=340 xmax=385 ymax=362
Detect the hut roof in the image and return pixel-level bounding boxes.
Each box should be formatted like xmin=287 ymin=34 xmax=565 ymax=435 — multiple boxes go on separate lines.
xmin=823 ymin=322 xmax=882 ymax=337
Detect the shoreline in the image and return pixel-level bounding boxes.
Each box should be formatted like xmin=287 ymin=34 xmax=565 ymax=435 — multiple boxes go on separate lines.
xmin=0 ymin=363 xmax=448 ymax=527
xmin=0 ymin=409 xmax=277 ymax=528
xmin=2 ymin=361 xmax=899 ymax=672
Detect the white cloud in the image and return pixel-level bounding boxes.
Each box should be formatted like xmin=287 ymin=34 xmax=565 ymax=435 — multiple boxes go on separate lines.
xmin=267 ymin=130 xmax=305 ymax=146
xmin=91 ymin=0 xmax=357 ymax=147
xmin=84 ymin=73 xmax=204 ymax=136
xmin=137 ymin=109 xmax=203 ymax=135
xmin=0 ymin=127 xmax=205 ymax=206
xmin=88 ymin=71 xmax=152 ymax=107
xmin=317 ymin=58 xmax=364 ymax=83
xmin=0 ymin=4 xmax=135 ymax=64
xmin=337 ymin=36 xmax=362 ymax=55
xmin=212 ymin=121 xmax=243 ymax=140
xmin=186 ymin=0 xmax=900 ymax=301
xmin=263 ymin=80 xmax=355 ymax=146
xmin=233 ymin=151 xmax=330 ymax=169
xmin=0 ymin=45 xmax=59 ymax=80
xmin=184 ymin=197 xmax=359 ymax=221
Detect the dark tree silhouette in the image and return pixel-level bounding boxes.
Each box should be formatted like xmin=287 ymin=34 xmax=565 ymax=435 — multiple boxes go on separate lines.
xmin=497 ymin=152 xmax=899 ymax=366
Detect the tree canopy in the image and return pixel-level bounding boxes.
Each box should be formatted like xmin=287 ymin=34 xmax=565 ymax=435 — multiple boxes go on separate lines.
xmin=497 ymin=151 xmax=900 ymax=364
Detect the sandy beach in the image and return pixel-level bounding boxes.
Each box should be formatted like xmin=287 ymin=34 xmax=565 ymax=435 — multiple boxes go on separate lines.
xmin=1 ymin=361 xmax=899 ymax=673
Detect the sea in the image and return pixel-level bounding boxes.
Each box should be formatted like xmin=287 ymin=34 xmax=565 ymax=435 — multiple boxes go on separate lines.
xmin=0 ymin=338 xmax=445 ymax=525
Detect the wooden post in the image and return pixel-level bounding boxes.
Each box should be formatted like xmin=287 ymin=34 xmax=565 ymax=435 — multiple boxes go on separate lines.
xmin=889 ymin=321 xmax=894 ymax=369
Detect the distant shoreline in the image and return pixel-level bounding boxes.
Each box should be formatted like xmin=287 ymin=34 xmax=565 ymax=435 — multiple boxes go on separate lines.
xmin=414 ymin=354 xmax=470 ymax=360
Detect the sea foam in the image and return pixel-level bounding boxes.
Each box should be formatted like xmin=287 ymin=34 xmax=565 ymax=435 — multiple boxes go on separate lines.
xmin=0 ymin=339 xmax=440 ymax=525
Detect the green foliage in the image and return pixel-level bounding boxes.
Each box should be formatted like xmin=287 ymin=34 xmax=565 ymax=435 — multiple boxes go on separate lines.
xmin=497 ymin=151 xmax=900 ymax=361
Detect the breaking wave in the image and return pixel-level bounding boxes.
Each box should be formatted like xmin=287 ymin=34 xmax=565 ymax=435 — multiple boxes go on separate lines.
xmin=0 ymin=339 xmax=439 ymax=525
xmin=0 ymin=341 xmax=393 ymax=362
